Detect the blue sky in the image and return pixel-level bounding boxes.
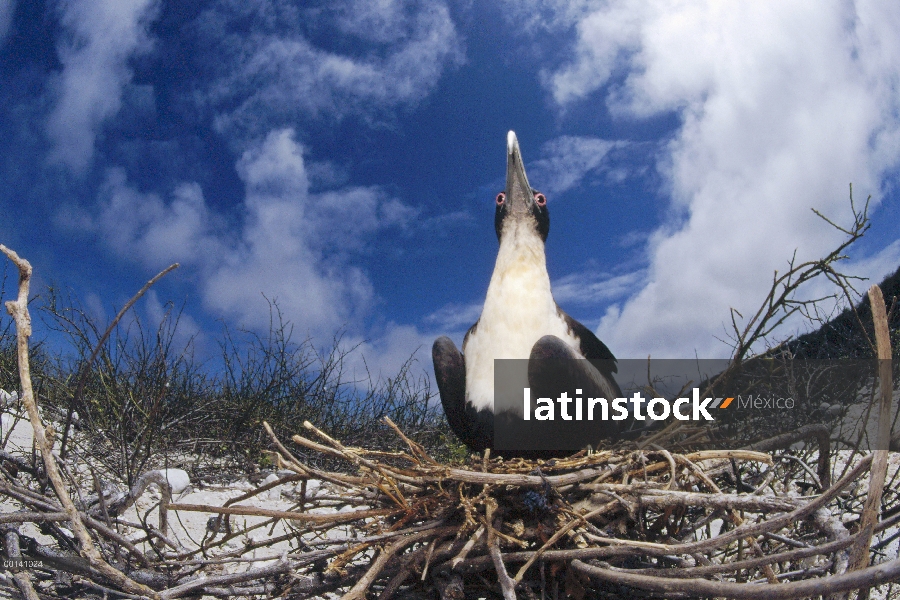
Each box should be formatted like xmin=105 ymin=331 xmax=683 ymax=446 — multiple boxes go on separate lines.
xmin=1 ymin=0 xmax=900 ymax=380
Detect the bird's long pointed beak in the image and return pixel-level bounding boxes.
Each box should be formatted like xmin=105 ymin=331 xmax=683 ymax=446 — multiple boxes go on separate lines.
xmin=506 ymin=131 xmax=534 ymax=215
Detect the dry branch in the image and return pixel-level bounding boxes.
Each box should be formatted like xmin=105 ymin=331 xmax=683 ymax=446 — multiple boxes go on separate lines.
xmin=847 ymin=284 xmax=894 ymax=600
xmin=570 ymin=554 xmax=900 ymax=599
xmin=1 ymin=244 xmax=160 ymax=599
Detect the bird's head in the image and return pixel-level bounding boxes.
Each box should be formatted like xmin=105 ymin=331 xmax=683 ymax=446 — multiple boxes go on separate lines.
xmin=495 ymin=131 xmax=549 ymax=243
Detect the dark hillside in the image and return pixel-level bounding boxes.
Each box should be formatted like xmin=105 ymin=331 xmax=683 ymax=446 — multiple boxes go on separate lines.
xmin=788 ymin=265 xmax=900 ymax=358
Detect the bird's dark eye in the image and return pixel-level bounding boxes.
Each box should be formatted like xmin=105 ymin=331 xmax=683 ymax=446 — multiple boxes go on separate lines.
xmin=496 ymin=192 xmax=505 ymax=206
xmin=534 ymin=192 xmax=546 ymax=206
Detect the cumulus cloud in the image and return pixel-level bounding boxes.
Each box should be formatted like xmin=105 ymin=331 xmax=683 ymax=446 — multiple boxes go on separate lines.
xmin=46 ymin=0 xmax=160 ymax=172
xmin=98 ymin=171 xmax=223 ymax=268
xmin=196 ymin=0 xmax=464 ymax=140
xmin=201 ymin=129 xmax=377 ymax=337
xmin=535 ymin=0 xmax=900 ymax=357
xmin=53 ymin=0 xmax=463 ymax=381
xmin=93 ymin=129 xmax=417 ymax=344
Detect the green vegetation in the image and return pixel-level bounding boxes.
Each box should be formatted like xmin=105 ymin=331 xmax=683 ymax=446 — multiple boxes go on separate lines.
xmin=0 ymin=286 xmax=466 ymax=487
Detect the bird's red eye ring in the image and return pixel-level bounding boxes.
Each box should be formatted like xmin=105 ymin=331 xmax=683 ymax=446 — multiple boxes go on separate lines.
xmin=496 ymin=193 xmax=505 ymax=206
xmin=534 ymin=193 xmax=546 ymax=206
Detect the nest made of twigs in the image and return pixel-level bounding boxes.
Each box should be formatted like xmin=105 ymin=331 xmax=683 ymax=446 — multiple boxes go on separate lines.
xmin=157 ymin=417 xmax=896 ymax=600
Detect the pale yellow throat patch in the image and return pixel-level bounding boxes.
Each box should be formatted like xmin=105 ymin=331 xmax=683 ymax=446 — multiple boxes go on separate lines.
xmin=463 ymin=220 xmax=581 ymax=411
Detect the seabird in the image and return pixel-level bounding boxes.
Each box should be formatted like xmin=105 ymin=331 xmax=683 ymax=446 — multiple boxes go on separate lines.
xmin=433 ymin=131 xmax=624 ymax=455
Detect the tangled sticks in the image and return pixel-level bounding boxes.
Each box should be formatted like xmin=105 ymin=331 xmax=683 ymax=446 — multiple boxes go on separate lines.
xmin=2 ymin=412 xmax=899 ymax=599
xmin=1 ymin=244 xmax=899 ymax=599
xmin=184 ymin=421 xmax=895 ymax=600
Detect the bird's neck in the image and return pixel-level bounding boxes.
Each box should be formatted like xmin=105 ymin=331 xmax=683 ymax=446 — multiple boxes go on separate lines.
xmin=484 ymin=224 xmax=553 ymax=309
xmin=462 ymin=224 xmax=560 ymax=412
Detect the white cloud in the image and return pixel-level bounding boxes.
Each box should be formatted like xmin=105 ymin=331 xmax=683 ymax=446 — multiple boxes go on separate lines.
xmin=535 ymin=1 xmax=900 ymax=358
xmin=341 ymin=300 xmax=489 ymax=383
xmin=44 ymin=0 xmax=463 ymax=378
xmin=552 ymin=269 xmax=646 ymax=307
xmin=201 ymin=129 xmax=375 ymax=337
xmin=82 ymin=291 xmax=107 ymax=328
xmin=45 ymin=0 xmax=160 ymax=172
xmin=424 ymin=301 xmax=483 ymax=333
xmin=497 ymin=0 xmax=605 ymax=33
xmin=305 ymin=160 xmax=350 ymax=190
xmin=98 ymin=170 xmax=222 ymax=269
xmin=530 ymin=136 xmax=621 ymax=195
xmin=92 ymin=129 xmax=417 ymax=344
xmin=347 ymin=322 xmax=437 ymax=383
xmin=335 ymin=0 xmax=429 ymax=44
xmin=545 ymin=3 xmax=642 ymax=106
xmin=198 ymin=0 xmax=464 ymax=140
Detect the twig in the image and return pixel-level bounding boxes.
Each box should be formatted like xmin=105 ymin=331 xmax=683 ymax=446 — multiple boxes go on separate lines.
xmin=2 ymin=524 xmax=40 ymax=600
xmin=743 ymin=424 xmax=832 ymax=489
xmin=379 ymin=545 xmax=429 ymax=600
xmin=515 ymin=502 xmax=617 ymax=583
xmin=781 ymin=454 xmax=822 ymax=490
xmin=341 ymin=528 xmax=449 ymax=600
xmin=0 ymin=244 xmax=160 ymax=599
xmin=486 ymin=506 xmax=516 ymax=600
xmin=579 ymin=486 xmax=803 ymax=512
xmin=168 ymin=502 xmax=400 ymax=524
xmin=159 ymin=557 xmax=293 ymax=599
xmin=0 ymin=511 xmax=68 ymax=524
xmin=59 ymin=262 xmax=179 ymax=459
xmin=848 ymin=285 xmax=894 ymax=595
xmin=570 ymin=554 xmax=900 ymax=599
xmin=450 ymin=525 xmax=484 ymax=568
